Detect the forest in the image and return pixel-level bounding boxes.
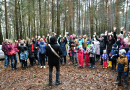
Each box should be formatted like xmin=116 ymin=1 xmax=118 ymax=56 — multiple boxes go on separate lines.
xmin=0 ymin=0 xmax=130 ymax=44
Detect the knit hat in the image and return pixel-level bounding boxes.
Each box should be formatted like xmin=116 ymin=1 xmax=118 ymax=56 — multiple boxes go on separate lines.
xmin=70 ymin=35 xmax=73 ymax=38
xmin=18 ymin=39 xmax=21 ymax=42
xmin=87 ymin=41 xmax=90 ymax=44
xmin=112 ymin=43 xmax=117 ymax=47
xmin=79 ymin=36 xmax=81 ymax=38
xmin=101 ymin=34 xmax=105 ymax=37
xmin=119 ymin=49 xmax=126 ymax=55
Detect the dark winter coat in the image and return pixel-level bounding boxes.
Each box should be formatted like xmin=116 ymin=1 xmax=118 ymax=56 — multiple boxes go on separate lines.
xmin=58 ymin=37 xmax=67 ymax=56
xmin=95 ymin=36 xmax=107 ymax=50
xmin=2 ymin=41 xmax=8 ymax=55
xmin=18 ymin=44 xmax=28 ymax=53
xmin=45 ymin=36 xmax=63 ymax=66
xmin=26 ymin=43 xmax=35 ymax=58
xmin=110 ymin=48 xmax=119 ymax=60
xmin=106 ymin=35 xmax=115 ymax=50
xmin=113 ymin=31 xmax=121 ymax=50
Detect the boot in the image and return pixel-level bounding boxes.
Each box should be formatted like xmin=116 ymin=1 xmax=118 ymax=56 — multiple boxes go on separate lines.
xmin=89 ymin=64 xmax=92 ymax=68
xmin=56 ymin=81 xmax=62 ymax=86
xmin=92 ymin=65 xmax=95 ymax=69
xmin=124 ymin=83 xmax=127 ymax=88
xmin=115 ymin=81 xmax=121 ymax=86
xmin=108 ymin=61 xmax=112 ymax=67
xmin=49 ymin=82 xmax=52 ymax=86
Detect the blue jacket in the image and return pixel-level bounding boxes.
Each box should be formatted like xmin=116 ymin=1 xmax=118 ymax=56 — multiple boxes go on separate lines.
xmin=110 ymin=48 xmax=118 ymax=60
xmin=38 ymin=42 xmax=46 ymax=54
xmin=20 ymin=51 xmax=28 ymax=60
xmin=124 ymin=51 xmax=130 ymax=75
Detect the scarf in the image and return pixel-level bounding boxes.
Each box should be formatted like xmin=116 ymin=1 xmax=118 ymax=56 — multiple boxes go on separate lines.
xmin=32 ymin=43 xmax=34 ymax=52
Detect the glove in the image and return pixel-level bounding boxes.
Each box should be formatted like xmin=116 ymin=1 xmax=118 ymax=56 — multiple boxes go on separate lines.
xmin=123 ymin=71 xmax=127 ymax=76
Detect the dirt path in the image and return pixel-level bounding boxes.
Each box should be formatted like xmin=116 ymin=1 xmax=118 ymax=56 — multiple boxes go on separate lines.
xmin=0 ymin=58 xmax=129 ymax=90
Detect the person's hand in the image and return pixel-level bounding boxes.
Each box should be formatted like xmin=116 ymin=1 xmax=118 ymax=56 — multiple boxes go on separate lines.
xmin=24 ymin=44 xmax=26 ymax=46
xmin=113 ymin=27 xmax=116 ymax=31
xmin=123 ymin=29 xmax=126 ymax=34
xmin=112 ymin=55 xmax=114 ymax=57
xmin=59 ymin=35 xmax=61 ymax=38
xmin=94 ymin=32 xmax=96 ymax=35
xmin=120 ymin=26 xmax=124 ymax=31
xmin=105 ymin=31 xmax=108 ymax=36
xmin=25 ymin=60 xmax=26 ymax=62
xmin=109 ymin=54 xmax=111 ymax=56
xmin=47 ymin=34 xmax=49 ymax=36
xmin=65 ymin=34 xmax=67 ymax=37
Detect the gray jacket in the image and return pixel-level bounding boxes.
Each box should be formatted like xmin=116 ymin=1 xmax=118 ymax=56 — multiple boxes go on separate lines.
xmin=89 ymin=44 xmax=95 ymax=57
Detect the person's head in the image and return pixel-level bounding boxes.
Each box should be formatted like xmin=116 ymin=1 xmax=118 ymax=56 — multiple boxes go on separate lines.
xmin=73 ymin=34 xmax=76 ymax=39
xmin=84 ymin=35 xmax=87 ymax=39
xmin=109 ymin=36 xmax=112 ymax=40
xmin=18 ymin=39 xmax=21 ymax=43
xmin=117 ymin=35 xmax=120 ymax=41
xmin=28 ymin=39 xmax=32 ymax=44
xmin=79 ymin=45 xmax=82 ymax=49
xmin=40 ymin=38 xmax=44 ymax=42
xmin=119 ymin=49 xmax=126 ymax=56
xmin=70 ymin=35 xmax=73 ymax=39
xmin=21 ymin=49 xmax=24 ymax=53
xmin=101 ymin=34 xmax=105 ymax=40
xmin=21 ymin=40 xmax=24 ymax=44
xmin=103 ymin=50 xmax=107 ymax=54
xmin=112 ymin=43 xmax=117 ymax=49
xmin=38 ymin=36 xmax=41 ymax=40
xmin=50 ymin=36 xmax=56 ymax=44
xmin=61 ymin=37 xmax=65 ymax=43
xmin=79 ymin=36 xmax=81 ymax=40
xmin=90 ymin=44 xmax=93 ymax=49
xmin=5 ymin=39 xmax=8 ymax=43
xmin=87 ymin=41 xmax=90 ymax=45
xmin=128 ymin=36 xmax=130 ymax=41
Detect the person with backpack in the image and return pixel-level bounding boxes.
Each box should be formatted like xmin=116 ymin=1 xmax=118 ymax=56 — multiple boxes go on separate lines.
xmin=37 ymin=38 xmax=46 ymax=68
xmin=45 ymin=36 xmax=63 ymax=86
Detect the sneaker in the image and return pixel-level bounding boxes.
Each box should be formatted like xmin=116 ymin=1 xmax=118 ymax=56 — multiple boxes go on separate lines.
xmin=124 ymin=84 xmax=127 ymax=88
xmin=115 ymin=81 xmax=121 ymax=86
xmin=71 ymin=63 xmax=74 ymax=65
xmin=56 ymin=81 xmax=62 ymax=86
xmin=75 ymin=63 xmax=78 ymax=66
xmin=92 ymin=65 xmax=95 ymax=69
xmin=12 ymin=68 xmax=15 ymax=70
xmin=44 ymin=66 xmax=46 ymax=68
xmin=40 ymin=66 xmax=43 ymax=68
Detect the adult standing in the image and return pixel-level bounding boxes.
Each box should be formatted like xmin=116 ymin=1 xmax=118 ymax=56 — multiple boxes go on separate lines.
xmin=26 ymin=39 xmax=35 ymax=66
xmin=2 ymin=39 xmax=9 ymax=68
xmin=37 ymin=38 xmax=46 ymax=68
xmin=45 ymin=36 xmax=63 ymax=86
xmin=94 ymin=31 xmax=107 ymax=65
xmin=58 ymin=35 xmax=67 ymax=65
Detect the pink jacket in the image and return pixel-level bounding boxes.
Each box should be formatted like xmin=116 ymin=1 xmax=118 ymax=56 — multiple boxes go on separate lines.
xmin=7 ymin=43 xmax=19 ymax=55
xmin=77 ymin=49 xmax=83 ymax=60
xmin=120 ymin=38 xmax=129 ymax=49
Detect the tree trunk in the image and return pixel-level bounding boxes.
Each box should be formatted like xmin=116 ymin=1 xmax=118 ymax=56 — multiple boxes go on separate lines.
xmin=15 ymin=0 xmax=19 ymax=39
xmin=57 ymin=0 xmax=60 ymax=38
xmin=89 ymin=0 xmax=93 ymax=38
xmin=78 ymin=0 xmax=80 ymax=36
xmin=0 ymin=19 xmax=3 ymax=44
xmin=33 ymin=0 xmax=35 ymax=37
xmin=5 ymin=0 xmax=8 ymax=39
xmin=52 ymin=0 xmax=54 ymax=32
xmin=39 ymin=0 xmax=42 ymax=37
xmin=125 ymin=0 xmax=128 ymax=29
xmin=69 ymin=0 xmax=72 ymax=35
xmin=28 ymin=0 xmax=30 ymax=38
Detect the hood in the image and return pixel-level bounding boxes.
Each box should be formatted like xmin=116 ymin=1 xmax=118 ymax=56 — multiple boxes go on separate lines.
xmin=50 ymin=36 xmax=56 ymax=44
xmin=3 ymin=41 xmax=7 ymax=45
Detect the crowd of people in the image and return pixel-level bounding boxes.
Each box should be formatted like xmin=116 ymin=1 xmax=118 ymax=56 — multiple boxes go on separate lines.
xmin=1 ymin=26 xmax=130 ymax=87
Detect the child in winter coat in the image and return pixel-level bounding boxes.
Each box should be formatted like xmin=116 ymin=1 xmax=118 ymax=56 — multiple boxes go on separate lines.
xmin=20 ymin=49 xmax=28 ymax=69
xmin=77 ymin=45 xmax=84 ymax=68
xmin=89 ymin=44 xmax=95 ymax=69
xmin=87 ymin=41 xmax=91 ymax=49
xmin=84 ymin=47 xmax=90 ymax=67
xmin=115 ymin=49 xmax=128 ymax=88
xmin=110 ymin=43 xmax=118 ymax=70
xmin=102 ymin=50 xmax=108 ymax=68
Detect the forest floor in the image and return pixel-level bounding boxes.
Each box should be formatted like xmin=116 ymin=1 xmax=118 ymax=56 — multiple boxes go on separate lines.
xmin=0 ymin=57 xmax=130 ymax=90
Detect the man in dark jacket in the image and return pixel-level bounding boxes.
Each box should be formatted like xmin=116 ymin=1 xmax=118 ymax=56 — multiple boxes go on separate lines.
xmin=45 ymin=36 xmax=63 ymax=86
xmin=94 ymin=32 xmax=107 ymax=65
xmin=2 ymin=39 xmax=9 ymax=68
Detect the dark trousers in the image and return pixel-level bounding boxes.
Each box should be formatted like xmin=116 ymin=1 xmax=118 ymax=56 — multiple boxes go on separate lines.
xmin=112 ymin=59 xmax=116 ymax=69
xmin=13 ymin=54 xmax=17 ymax=68
xmin=96 ymin=55 xmax=100 ymax=61
xmin=107 ymin=50 xmax=111 ymax=61
xmin=118 ymin=72 xmax=127 ymax=85
xmin=60 ymin=56 xmax=66 ymax=65
xmin=100 ymin=49 xmax=104 ymax=64
xmin=18 ymin=52 xmax=21 ymax=63
xmin=90 ymin=57 xmax=95 ymax=65
xmin=49 ymin=65 xmax=60 ymax=83
xmin=39 ymin=53 xmax=45 ymax=66
xmin=29 ymin=57 xmax=34 ymax=66
xmin=21 ymin=60 xmax=27 ymax=68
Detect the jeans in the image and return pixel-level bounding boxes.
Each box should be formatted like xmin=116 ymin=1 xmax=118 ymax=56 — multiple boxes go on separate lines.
xmin=49 ymin=65 xmax=60 ymax=83
xmin=71 ymin=50 xmax=78 ymax=63
xmin=8 ymin=55 xmax=14 ymax=69
xmin=4 ymin=55 xmax=8 ymax=68
xmin=60 ymin=56 xmax=66 ymax=65
xmin=100 ymin=49 xmax=103 ymax=64
xmin=37 ymin=52 xmax=41 ymax=64
xmin=39 ymin=53 xmax=45 ymax=66
xmin=13 ymin=54 xmax=17 ymax=68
